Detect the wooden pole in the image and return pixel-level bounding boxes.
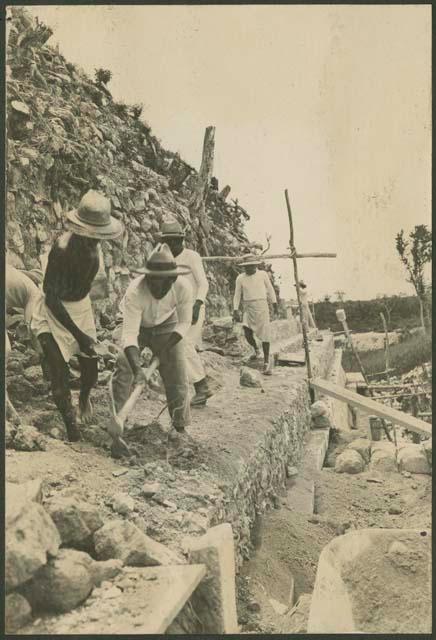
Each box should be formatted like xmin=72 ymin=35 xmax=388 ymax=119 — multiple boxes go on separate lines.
xmin=189 ymin=126 xmax=216 ymax=256
xmin=337 ymin=313 xmax=369 ymax=385
xmin=380 ymin=312 xmax=390 ymax=381
xmin=202 ymin=252 xmax=337 ymax=262
xmin=284 ymin=190 xmax=313 ymax=392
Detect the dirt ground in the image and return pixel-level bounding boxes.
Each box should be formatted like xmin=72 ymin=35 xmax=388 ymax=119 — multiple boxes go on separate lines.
xmin=236 ymin=422 xmax=432 ymax=634
xmin=7 ymin=344 xmax=432 ymax=634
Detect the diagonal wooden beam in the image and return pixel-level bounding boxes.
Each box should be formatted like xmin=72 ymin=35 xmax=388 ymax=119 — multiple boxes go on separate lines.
xmin=310 ymin=378 xmax=432 ymax=436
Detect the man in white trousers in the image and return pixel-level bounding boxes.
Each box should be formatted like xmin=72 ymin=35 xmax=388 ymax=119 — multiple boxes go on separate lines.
xmin=158 ymin=217 xmax=213 ymax=407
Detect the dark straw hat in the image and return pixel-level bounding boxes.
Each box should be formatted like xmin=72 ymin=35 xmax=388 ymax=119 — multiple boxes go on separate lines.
xmin=65 ymin=190 xmax=123 ymax=240
xmin=134 ymin=243 xmax=191 ymax=277
xmin=157 ymin=217 xmax=186 ymax=239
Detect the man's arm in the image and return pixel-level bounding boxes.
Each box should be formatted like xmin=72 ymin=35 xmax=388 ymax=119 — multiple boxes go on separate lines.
xmin=153 ymin=280 xmax=192 ymax=360
xmin=122 ymin=282 xmax=146 ymax=385
xmin=190 ymin=251 xmax=209 ymax=324
xmin=233 ymin=275 xmax=242 ymax=311
xmin=263 ymin=271 xmax=277 ymax=304
xmin=43 ymin=246 xmax=94 ymax=353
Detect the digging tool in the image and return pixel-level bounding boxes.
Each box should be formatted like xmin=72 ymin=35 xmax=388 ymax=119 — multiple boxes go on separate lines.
xmin=107 ymin=358 xmax=161 ymax=442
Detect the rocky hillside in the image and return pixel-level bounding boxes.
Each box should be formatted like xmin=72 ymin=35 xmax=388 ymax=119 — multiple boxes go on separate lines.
xmin=6 ymin=7 xmax=279 ymax=322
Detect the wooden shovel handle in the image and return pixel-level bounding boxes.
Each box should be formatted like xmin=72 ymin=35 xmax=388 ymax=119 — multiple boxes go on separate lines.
xmin=116 ymin=358 xmax=160 ymax=423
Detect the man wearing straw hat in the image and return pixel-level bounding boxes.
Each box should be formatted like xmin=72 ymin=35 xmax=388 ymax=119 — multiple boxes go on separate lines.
xmin=233 ymin=254 xmax=278 ymax=375
xmin=31 ymin=190 xmax=123 ymax=442
xmin=109 ymin=243 xmax=193 ymax=452
xmin=158 ymin=216 xmax=212 ymax=407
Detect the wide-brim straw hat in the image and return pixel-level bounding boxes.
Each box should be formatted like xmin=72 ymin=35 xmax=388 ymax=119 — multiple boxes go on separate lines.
xmin=134 ymin=243 xmax=191 ymax=277
xmin=65 ymin=190 xmax=123 ymax=240
xmin=238 ymin=253 xmax=262 ymax=267
xmin=156 ymin=217 xmax=185 ymax=239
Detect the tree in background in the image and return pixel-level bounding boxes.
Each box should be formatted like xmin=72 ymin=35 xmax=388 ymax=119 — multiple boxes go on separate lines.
xmin=335 ymin=290 xmax=345 ymax=303
xmin=396 ymin=225 xmax=432 ymax=332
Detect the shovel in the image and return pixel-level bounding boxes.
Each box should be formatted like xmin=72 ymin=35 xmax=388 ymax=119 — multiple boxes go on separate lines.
xmin=108 ymin=358 xmax=161 ymax=449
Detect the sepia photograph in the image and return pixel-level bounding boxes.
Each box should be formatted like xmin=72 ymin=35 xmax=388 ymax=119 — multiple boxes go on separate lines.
xmin=4 ymin=2 xmax=431 ymax=635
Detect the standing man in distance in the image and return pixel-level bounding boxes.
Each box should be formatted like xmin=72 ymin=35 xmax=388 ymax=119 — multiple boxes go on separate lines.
xmin=31 ymin=190 xmax=123 ymax=441
xmin=233 ymin=254 xmax=278 ymax=375
xmin=158 ymin=217 xmax=212 ymax=407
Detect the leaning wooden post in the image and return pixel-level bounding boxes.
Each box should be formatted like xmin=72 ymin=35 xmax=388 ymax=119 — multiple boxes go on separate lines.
xmin=379 ymin=311 xmax=390 ymax=381
xmin=284 ymin=190 xmax=313 ymax=399
xmin=336 ymin=309 xmax=369 ymax=385
xmin=189 ymin=125 xmax=216 ymax=256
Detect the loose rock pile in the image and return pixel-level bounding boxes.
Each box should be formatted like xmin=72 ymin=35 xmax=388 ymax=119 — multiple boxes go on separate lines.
xmin=6 ymin=6 xmax=281 ymax=324
xmin=5 ymin=477 xmax=185 ymax=632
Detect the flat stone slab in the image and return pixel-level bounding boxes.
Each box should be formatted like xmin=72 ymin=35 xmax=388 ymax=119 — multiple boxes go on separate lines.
xmin=21 ymin=564 xmax=207 ymax=635
xmin=308 ymin=529 xmax=431 ymax=633
xmin=285 ymin=475 xmax=315 ymax=515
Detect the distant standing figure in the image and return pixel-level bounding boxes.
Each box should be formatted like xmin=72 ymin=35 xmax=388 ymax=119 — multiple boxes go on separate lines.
xmin=233 ymin=254 xmax=278 ymax=375
xmin=296 ymin=280 xmax=317 ymax=331
xmin=31 ymin=190 xmax=123 ymax=442
xmin=158 ymin=217 xmax=212 ymax=407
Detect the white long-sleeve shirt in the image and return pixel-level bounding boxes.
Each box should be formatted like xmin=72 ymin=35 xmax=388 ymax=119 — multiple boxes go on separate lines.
xmin=175 ymin=248 xmax=209 ymax=303
xmin=233 ymin=270 xmax=277 ymax=310
xmin=121 ymin=275 xmax=193 ymax=349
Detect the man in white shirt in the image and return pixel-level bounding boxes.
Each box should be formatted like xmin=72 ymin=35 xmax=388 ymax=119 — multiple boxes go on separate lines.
xmin=158 ymin=217 xmax=212 ymax=407
xmin=233 ymin=254 xmax=278 ymax=375
xmin=109 ymin=243 xmax=193 ymax=455
xmin=295 ymin=280 xmax=317 ymax=331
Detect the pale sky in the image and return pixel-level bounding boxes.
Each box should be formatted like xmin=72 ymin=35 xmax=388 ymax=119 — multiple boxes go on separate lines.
xmin=23 ymin=5 xmax=431 ymax=300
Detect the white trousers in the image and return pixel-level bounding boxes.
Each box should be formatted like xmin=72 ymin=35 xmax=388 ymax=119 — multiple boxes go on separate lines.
xmin=184 ymin=305 xmax=206 ymax=384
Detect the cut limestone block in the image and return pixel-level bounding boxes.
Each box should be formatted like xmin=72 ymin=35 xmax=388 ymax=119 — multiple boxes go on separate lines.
xmin=397 ymin=444 xmax=431 ymax=475
xmin=187 ymin=523 xmax=239 ymax=634
xmin=370 ymin=441 xmax=397 ymax=473
xmin=22 ymin=565 xmax=207 ymax=635
xmin=5 ymin=593 xmax=32 ymax=633
xmin=308 ymin=529 xmax=431 ymax=633
xmin=94 ymin=519 xmax=183 ymax=566
xmin=6 ymin=500 xmax=60 ymax=592
xmin=346 ymin=438 xmax=371 ymax=464
xmin=45 ymin=497 xmax=104 ymax=547
xmin=335 ymin=449 xmax=365 ymax=474
xmin=20 ymin=548 xmax=94 ymax=613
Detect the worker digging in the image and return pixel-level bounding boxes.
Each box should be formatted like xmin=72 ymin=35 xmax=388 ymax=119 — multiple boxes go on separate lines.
xmin=108 ymin=243 xmax=193 ymax=457
xmin=30 ymin=190 xmax=124 ymax=442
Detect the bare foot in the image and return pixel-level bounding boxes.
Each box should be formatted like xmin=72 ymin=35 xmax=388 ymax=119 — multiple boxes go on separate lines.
xmin=78 ymin=396 xmax=94 ymax=425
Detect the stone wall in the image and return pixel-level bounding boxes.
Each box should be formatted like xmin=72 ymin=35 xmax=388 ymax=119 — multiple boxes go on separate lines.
xmin=209 ymin=336 xmax=335 ymax=569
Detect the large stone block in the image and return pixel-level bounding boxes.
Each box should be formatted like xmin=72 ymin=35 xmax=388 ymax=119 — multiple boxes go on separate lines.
xmin=370 ymin=441 xmax=397 ymax=473
xmin=188 ymin=523 xmax=239 ymax=634
xmin=20 ymin=549 xmax=94 ymax=613
xmin=308 ymin=529 xmax=431 ymax=633
xmin=422 ymin=438 xmax=432 ymax=468
xmin=6 ymin=498 xmax=60 ymax=591
xmin=45 ymin=497 xmax=104 ymax=547
xmin=94 ymin=520 xmax=182 ymax=566
xmin=5 ymin=593 xmax=32 ymax=632
xmin=346 ymin=437 xmax=371 ymax=464
xmin=335 ymin=449 xmax=365 ymax=474
xmin=397 ymin=444 xmax=431 ymax=475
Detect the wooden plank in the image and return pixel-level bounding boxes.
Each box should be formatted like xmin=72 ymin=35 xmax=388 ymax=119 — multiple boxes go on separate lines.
xmin=367 ymin=383 xmax=431 ymax=391
xmin=310 ymin=378 xmax=432 ymax=436
xmin=202 ymin=252 xmax=337 ymax=262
